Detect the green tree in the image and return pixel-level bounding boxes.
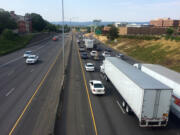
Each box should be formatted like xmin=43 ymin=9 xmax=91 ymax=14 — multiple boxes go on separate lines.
xmin=166 ymin=28 xmax=174 ymax=36
xmin=1 ymin=29 xmax=15 ymax=40
xmin=107 ymin=25 xmax=119 ymax=40
xmin=0 ymin=12 xmax=17 ymax=33
xmin=45 ymin=22 xmax=57 ymax=32
xmin=87 ymin=27 xmax=91 ymax=33
xmin=31 ymin=13 xmax=46 ymax=32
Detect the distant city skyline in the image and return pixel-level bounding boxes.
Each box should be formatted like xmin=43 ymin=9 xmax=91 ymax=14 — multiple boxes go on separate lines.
xmin=0 ymin=0 xmax=180 ymax=22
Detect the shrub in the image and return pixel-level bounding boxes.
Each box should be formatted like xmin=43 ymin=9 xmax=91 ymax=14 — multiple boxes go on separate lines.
xmin=1 ymin=29 xmax=15 ymax=40
xmin=166 ymin=28 xmax=174 ymax=36
xmin=107 ymin=26 xmax=119 ymax=40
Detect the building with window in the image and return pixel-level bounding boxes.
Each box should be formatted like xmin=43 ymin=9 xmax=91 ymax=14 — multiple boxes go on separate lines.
xmin=10 ymin=11 xmax=32 ymax=33
xmin=150 ymin=18 xmax=180 ymax=28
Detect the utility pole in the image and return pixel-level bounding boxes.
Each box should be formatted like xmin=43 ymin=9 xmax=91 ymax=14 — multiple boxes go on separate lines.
xmin=93 ymin=19 xmax=101 ymax=34
xmin=61 ymin=0 xmax=65 ymax=75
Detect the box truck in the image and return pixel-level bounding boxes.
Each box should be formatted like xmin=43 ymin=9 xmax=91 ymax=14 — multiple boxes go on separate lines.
xmin=102 ymin=57 xmax=172 ymax=127
xmin=134 ymin=63 xmax=180 ymax=119
xmin=85 ymin=39 xmax=94 ymax=49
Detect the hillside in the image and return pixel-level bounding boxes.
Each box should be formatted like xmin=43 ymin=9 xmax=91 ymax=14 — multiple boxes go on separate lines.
xmin=93 ymin=34 xmax=180 ymax=72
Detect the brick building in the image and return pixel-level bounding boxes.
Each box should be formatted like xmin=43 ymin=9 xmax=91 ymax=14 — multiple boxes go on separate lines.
xmin=10 ymin=11 xmax=32 ymax=33
xmin=102 ymin=26 xmax=111 ymax=35
xmin=150 ymin=18 xmax=180 ymax=28
xmin=118 ymin=27 xmax=167 ymax=35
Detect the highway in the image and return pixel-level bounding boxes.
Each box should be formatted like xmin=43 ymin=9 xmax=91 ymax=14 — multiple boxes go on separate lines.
xmin=0 ymin=33 xmax=72 ymax=135
xmin=55 ymin=33 xmax=180 ymax=135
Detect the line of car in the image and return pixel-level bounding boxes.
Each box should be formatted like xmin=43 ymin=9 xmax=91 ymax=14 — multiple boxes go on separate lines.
xmin=77 ymin=35 xmax=123 ymax=96
xmin=23 ymin=51 xmax=39 ymax=64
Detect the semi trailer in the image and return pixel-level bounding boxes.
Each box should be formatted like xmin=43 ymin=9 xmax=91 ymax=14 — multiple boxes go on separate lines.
xmin=102 ymin=57 xmax=172 ymax=127
xmin=134 ymin=63 xmax=180 ymax=119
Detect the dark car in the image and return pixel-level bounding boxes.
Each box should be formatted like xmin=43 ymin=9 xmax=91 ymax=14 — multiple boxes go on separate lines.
xmin=105 ymin=48 xmax=112 ymax=52
xmin=81 ymin=53 xmax=88 ymax=59
xmin=96 ymin=47 xmax=102 ymax=52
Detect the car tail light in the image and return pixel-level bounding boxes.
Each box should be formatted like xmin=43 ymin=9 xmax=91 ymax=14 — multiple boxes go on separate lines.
xmin=173 ymin=95 xmax=180 ymax=106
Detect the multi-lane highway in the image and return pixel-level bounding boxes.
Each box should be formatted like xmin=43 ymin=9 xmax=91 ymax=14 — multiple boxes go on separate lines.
xmin=55 ymin=33 xmax=180 ymax=135
xmin=0 ymin=33 xmax=72 ymax=135
xmin=0 ymin=32 xmax=180 ymax=135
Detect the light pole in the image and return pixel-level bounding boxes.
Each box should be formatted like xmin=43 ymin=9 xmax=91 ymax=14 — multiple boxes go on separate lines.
xmin=69 ymin=17 xmax=78 ymax=32
xmin=61 ymin=0 xmax=65 ymax=75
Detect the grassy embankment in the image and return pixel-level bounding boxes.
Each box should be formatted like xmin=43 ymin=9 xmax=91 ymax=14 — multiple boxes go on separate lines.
xmin=0 ymin=34 xmax=33 ymax=56
xmin=93 ymin=34 xmax=180 ymax=72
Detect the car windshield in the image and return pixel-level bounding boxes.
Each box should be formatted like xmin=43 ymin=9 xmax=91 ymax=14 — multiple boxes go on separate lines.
xmin=87 ymin=64 xmax=94 ymax=67
xmin=25 ymin=52 xmax=31 ymax=54
xmin=94 ymin=83 xmax=103 ymax=88
xmin=28 ymin=56 xmax=35 ymax=59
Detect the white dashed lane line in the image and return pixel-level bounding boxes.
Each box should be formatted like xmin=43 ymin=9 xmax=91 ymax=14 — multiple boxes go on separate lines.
xmin=8 ymin=70 xmax=15 ymax=76
xmin=5 ymin=88 xmax=15 ymax=97
xmin=30 ymin=69 xmax=34 ymax=73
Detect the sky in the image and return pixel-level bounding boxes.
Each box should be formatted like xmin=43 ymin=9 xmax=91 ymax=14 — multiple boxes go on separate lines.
xmin=0 ymin=0 xmax=180 ymax=22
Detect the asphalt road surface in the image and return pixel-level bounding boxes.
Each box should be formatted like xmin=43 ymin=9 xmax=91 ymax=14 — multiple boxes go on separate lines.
xmin=0 ymin=33 xmax=72 ymax=135
xmin=55 ymin=33 xmax=180 ymax=135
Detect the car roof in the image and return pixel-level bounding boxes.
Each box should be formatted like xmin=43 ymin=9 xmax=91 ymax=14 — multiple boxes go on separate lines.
xmin=25 ymin=51 xmax=32 ymax=53
xmin=91 ymin=80 xmax=102 ymax=84
xmin=86 ymin=63 xmax=93 ymax=65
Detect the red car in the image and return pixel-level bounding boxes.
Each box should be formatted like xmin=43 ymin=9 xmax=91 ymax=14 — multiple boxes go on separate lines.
xmin=52 ymin=36 xmax=58 ymax=41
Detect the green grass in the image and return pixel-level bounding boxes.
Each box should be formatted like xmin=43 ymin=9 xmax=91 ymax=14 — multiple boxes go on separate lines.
xmin=0 ymin=34 xmax=33 ymax=56
xmin=125 ymin=44 xmax=168 ymax=64
xmin=121 ymin=44 xmax=180 ymax=72
xmin=118 ymin=35 xmax=160 ymax=40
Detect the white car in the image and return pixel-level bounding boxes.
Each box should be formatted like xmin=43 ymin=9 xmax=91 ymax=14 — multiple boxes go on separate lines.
xmin=90 ymin=51 xmax=98 ymax=57
xmin=89 ymin=80 xmax=105 ymax=95
xmin=26 ymin=55 xmax=39 ymax=64
xmin=102 ymin=51 xmax=111 ymax=57
xmin=100 ymin=65 xmax=104 ymax=73
xmin=23 ymin=51 xmax=32 ymax=58
xmin=79 ymin=47 xmax=86 ymax=52
xmin=85 ymin=63 xmax=95 ymax=72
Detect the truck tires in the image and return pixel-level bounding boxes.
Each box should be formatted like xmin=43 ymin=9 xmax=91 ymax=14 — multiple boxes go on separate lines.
xmin=126 ymin=105 xmax=130 ymax=113
xmin=122 ymin=100 xmax=131 ymax=114
xmin=122 ymin=101 xmax=126 ymax=108
xmin=105 ymin=75 xmax=109 ymax=82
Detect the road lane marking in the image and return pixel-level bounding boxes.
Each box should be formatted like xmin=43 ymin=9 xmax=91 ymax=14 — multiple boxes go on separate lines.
xmin=76 ymin=40 xmax=98 ymax=135
xmin=6 ymin=88 xmax=15 ymax=97
xmin=0 ymin=57 xmax=22 ymax=68
xmin=0 ymin=42 xmax=49 ymax=68
xmin=9 ymin=44 xmax=63 ymax=135
xmin=34 ymin=45 xmax=46 ymax=51
xmin=8 ymin=70 xmax=14 ymax=76
xmin=116 ymin=101 xmax=125 ymax=114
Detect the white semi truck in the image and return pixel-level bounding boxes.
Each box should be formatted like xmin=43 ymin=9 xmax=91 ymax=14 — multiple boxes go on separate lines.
xmin=84 ymin=39 xmax=94 ymax=49
xmin=134 ymin=63 xmax=180 ymax=119
xmin=102 ymin=57 xmax=172 ymax=127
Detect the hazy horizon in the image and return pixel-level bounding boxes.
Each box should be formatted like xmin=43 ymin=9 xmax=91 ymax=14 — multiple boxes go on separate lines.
xmin=0 ymin=0 xmax=180 ymax=22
